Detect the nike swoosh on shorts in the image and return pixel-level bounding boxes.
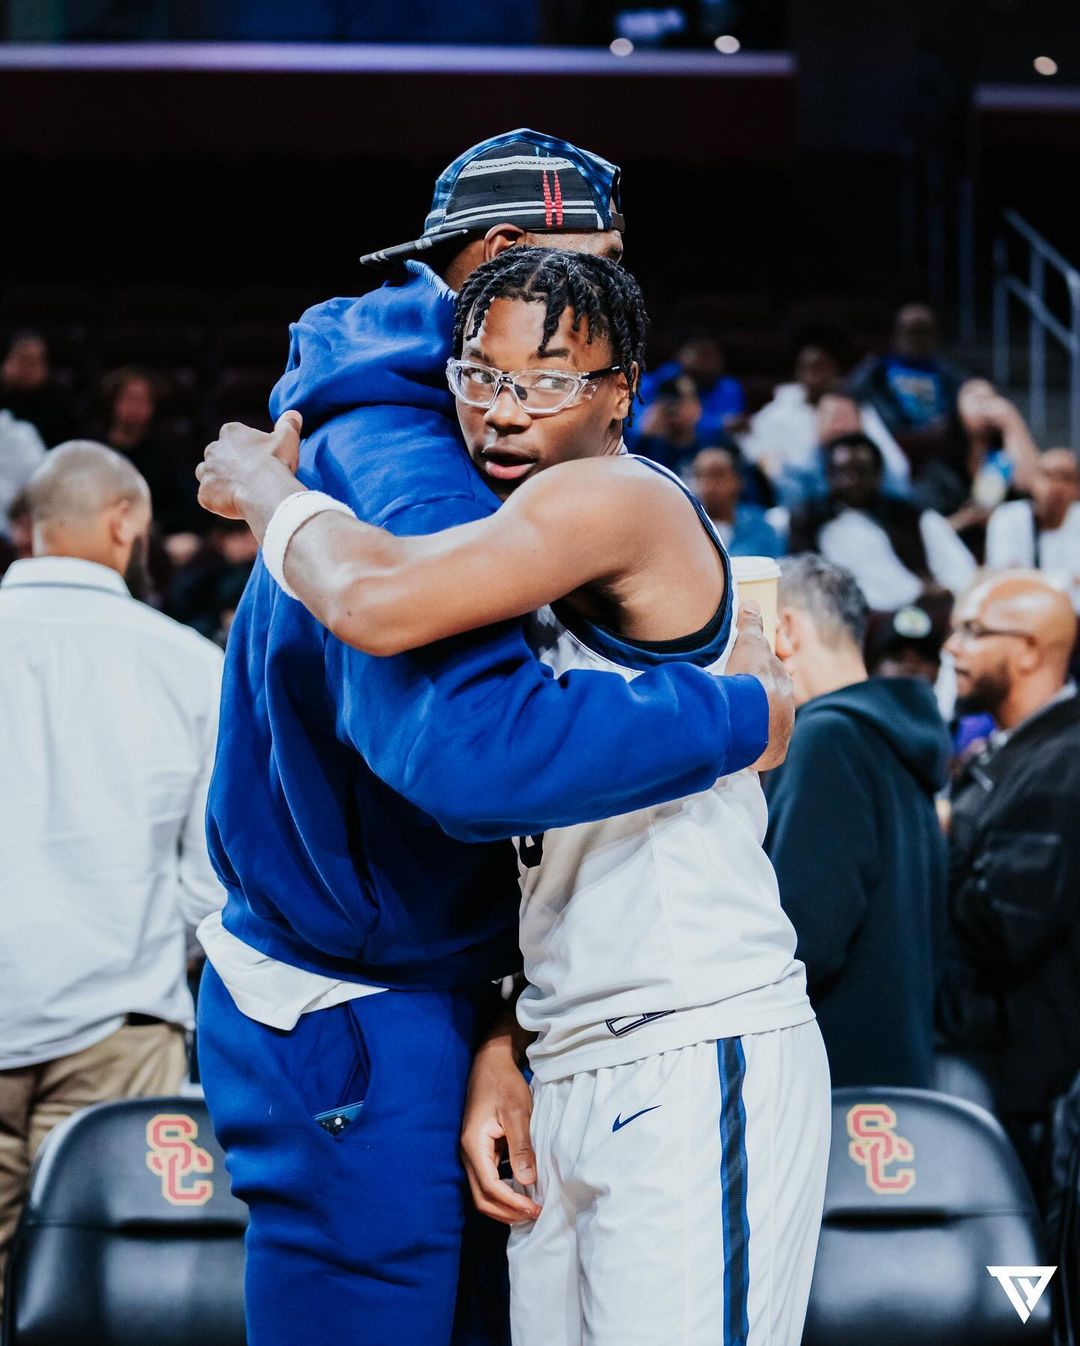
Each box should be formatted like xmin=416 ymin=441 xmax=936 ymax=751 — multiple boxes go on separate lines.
xmin=612 ymin=1105 xmax=662 ymax=1133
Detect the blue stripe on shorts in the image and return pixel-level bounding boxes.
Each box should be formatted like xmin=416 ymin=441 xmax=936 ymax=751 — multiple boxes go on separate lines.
xmin=717 ymin=1037 xmax=750 ymax=1345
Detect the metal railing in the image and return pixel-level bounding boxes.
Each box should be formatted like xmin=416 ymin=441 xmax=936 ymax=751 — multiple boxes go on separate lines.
xmin=993 ymin=209 xmax=1080 ymax=446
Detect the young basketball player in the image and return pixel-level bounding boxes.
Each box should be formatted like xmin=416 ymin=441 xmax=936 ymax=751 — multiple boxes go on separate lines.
xmin=197 ymin=249 xmax=829 ymax=1346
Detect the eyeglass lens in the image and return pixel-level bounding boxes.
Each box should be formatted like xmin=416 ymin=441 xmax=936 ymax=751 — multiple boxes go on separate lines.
xmin=451 ymin=364 xmax=580 ymax=412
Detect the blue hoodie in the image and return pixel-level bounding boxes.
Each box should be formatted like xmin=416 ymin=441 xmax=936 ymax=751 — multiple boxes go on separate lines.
xmin=765 ymin=677 xmax=949 ymax=1087
xmin=206 ymin=262 xmax=768 ymax=991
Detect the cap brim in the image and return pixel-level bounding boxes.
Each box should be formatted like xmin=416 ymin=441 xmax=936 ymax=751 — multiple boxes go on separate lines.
xmin=359 ymin=228 xmax=472 ymax=269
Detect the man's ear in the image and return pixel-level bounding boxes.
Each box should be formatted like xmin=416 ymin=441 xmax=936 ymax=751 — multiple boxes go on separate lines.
xmin=776 ymin=606 xmax=800 ymax=657
xmin=1015 ymin=638 xmax=1042 ymax=677
xmin=627 ymin=360 xmax=640 ymax=402
xmin=612 ymin=367 xmax=633 ymax=421
xmin=484 ymin=224 xmax=527 ymax=260
xmin=107 ymin=498 xmax=134 ymax=546
xmin=108 ymin=497 xmax=145 ymax=551
xmin=608 ymin=361 xmax=639 ymax=423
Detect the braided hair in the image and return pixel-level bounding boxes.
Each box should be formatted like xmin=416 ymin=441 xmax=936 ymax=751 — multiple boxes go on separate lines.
xmin=453 ymin=248 xmax=649 ymax=424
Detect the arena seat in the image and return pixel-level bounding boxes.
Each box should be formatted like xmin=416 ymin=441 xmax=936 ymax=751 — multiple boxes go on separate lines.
xmin=1 ymin=284 xmax=99 ymax=326
xmin=1048 ymin=1068 xmax=1080 ymax=1346
xmin=218 ymin=323 xmax=289 ymax=369
xmin=933 ymin=1050 xmax=999 ymax=1116
xmin=803 ymin=1088 xmax=1054 ymax=1345
xmin=670 ymin=293 xmax=777 ymax=332
xmin=2 ymin=1096 xmax=247 ymax=1346
xmin=97 ymin=323 xmax=205 ymax=372
xmin=221 ymin=285 xmax=322 ymax=324
xmin=1054 ymin=1134 xmax=1080 ymax=1346
xmin=112 ymin=285 xmax=213 ymax=326
xmin=724 ymin=330 xmax=790 ymax=378
xmin=212 ymin=368 xmax=277 ymax=431
xmin=740 ymin=374 xmax=779 ymax=412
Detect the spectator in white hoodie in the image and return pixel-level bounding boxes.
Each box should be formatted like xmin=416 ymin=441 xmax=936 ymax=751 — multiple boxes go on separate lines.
xmin=986 ymin=448 xmax=1080 ymax=610
xmin=738 ymin=343 xmax=910 ymax=508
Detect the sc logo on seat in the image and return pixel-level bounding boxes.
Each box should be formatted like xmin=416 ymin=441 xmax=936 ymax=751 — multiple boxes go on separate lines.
xmin=846 ymin=1103 xmax=916 ymax=1194
xmin=146 ymin=1113 xmax=215 ymax=1206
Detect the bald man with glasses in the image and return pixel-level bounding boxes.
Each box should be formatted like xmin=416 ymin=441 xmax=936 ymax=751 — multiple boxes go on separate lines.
xmin=939 ymin=572 xmax=1080 ymax=1179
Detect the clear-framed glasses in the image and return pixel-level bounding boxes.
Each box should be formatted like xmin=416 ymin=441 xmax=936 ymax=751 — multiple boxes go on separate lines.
xmin=950 ymin=621 xmax=1034 ymax=645
xmin=446 ymin=358 xmax=621 ymax=416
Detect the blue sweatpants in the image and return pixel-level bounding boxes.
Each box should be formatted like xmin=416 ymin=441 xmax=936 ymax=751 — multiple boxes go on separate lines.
xmin=198 ymin=963 xmax=509 ymax=1346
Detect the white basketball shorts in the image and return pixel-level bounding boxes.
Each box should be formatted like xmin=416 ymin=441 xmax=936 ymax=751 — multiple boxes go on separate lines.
xmin=508 ymin=1019 xmax=831 ymax=1346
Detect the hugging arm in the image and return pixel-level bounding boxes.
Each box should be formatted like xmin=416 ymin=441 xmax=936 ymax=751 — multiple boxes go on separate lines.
xmin=202 ymin=424 xmax=675 ymax=657
xmin=199 ymin=418 xmax=786 ymax=840
xmin=328 ymin=490 xmax=773 ymax=840
xmin=279 ymin=458 xmax=666 ymax=656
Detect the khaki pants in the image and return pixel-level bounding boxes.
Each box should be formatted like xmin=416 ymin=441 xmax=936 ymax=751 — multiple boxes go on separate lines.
xmin=0 ymin=1022 xmax=187 ymax=1313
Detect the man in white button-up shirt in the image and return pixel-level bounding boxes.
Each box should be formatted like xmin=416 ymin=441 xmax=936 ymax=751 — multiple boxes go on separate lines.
xmin=0 ymin=442 xmax=226 ymax=1304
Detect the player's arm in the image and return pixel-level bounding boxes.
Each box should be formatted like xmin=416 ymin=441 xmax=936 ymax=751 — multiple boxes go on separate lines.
xmin=327 ymin=498 xmax=785 ymax=841
xmin=286 ymin=459 xmax=671 ymax=656
xmin=199 ymin=417 xmax=785 ymax=841
xmin=200 ymin=425 xmax=675 ymax=656
xmin=460 ymin=991 xmax=541 ymax=1225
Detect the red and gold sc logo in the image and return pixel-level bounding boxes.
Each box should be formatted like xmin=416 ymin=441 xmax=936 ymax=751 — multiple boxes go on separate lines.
xmin=847 ymin=1103 xmax=915 ymax=1194
xmin=146 ymin=1113 xmax=214 ymax=1206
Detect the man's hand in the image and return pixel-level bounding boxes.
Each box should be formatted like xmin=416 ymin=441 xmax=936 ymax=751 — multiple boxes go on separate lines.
xmin=196 ymin=410 xmax=303 ymax=520
xmin=460 ymin=1032 xmax=541 ymax=1226
xmin=957 ymin=378 xmax=1012 ymax=436
xmin=726 ymin=601 xmax=795 ymax=771
xmin=816 ymin=393 xmax=862 ymax=442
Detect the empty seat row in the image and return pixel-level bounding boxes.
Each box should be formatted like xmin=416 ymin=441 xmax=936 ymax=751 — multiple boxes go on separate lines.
xmin=2 ymin=1085 xmax=1062 ymax=1345
xmin=0 ymin=285 xmax=325 ymax=328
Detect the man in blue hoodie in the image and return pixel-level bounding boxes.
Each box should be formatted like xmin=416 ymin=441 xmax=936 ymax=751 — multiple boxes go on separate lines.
xmin=196 ymin=131 xmax=779 ymax=1346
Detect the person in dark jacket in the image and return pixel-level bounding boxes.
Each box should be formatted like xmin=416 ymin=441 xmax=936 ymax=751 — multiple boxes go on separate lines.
xmin=938 ymin=571 xmax=1080 ymax=1164
xmin=766 ymin=554 xmax=950 ymax=1087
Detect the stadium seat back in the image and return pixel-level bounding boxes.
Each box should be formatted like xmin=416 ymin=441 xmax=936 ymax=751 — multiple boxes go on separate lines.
xmin=933 ymin=1050 xmax=999 ymax=1116
xmin=803 ymin=1088 xmax=1053 ymax=1346
xmin=1048 ymin=1067 xmax=1080 ymax=1346
xmin=3 ymin=1097 xmax=246 ymax=1346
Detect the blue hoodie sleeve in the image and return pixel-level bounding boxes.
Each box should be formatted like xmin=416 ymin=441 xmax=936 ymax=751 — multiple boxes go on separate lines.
xmin=326 ymin=498 xmax=768 ymax=842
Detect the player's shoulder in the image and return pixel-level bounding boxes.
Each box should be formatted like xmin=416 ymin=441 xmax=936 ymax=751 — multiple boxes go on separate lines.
xmin=506 ymin=456 xmax=693 ymax=554
xmin=520 ymin=453 xmax=690 ymax=515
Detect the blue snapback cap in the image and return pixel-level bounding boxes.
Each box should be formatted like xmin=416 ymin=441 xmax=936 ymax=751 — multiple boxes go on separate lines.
xmin=360 ymin=128 xmax=624 ymax=268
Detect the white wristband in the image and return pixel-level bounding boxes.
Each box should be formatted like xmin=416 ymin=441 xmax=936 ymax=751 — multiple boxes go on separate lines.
xmin=262 ymin=490 xmax=357 ymax=600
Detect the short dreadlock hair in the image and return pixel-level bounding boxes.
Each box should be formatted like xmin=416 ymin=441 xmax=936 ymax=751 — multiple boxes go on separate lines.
xmin=453 ymin=248 xmax=649 ymax=424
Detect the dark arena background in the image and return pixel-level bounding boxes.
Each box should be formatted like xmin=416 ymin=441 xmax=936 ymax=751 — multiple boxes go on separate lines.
xmin=2 ymin=2 xmax=1080 ymax=1345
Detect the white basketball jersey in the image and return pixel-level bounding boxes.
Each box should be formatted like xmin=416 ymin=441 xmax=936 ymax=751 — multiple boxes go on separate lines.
xmin=516 ymin=458 xmax=811 ymax=1083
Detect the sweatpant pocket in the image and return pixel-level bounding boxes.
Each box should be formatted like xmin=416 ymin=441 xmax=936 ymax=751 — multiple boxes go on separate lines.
xmin=308 ymin=998 xmax=374 ymax=1136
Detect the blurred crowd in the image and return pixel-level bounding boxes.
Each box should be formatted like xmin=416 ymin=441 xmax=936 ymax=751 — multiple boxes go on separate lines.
xmin=7 ymin=298 xmax=1078 ymax=654
xmin=0 ymin=336 xmax=258 ymax=643
xmin=3 ymin=287 xmax=1080 ymax=1263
